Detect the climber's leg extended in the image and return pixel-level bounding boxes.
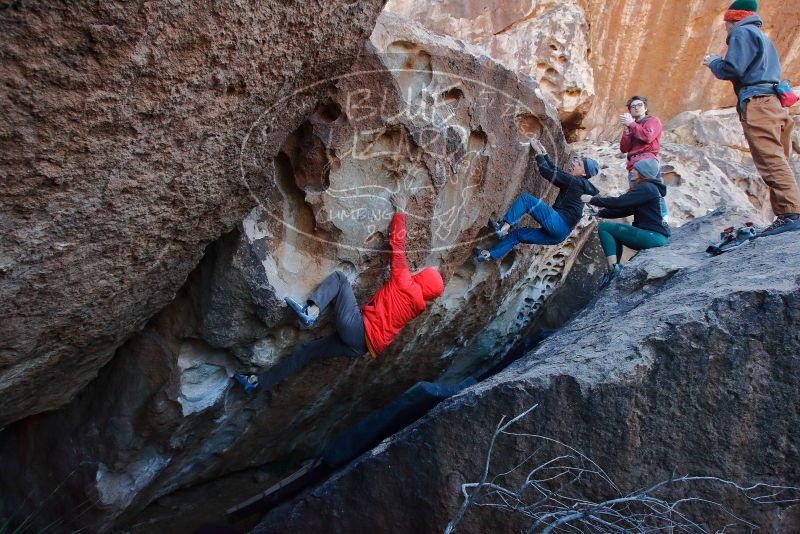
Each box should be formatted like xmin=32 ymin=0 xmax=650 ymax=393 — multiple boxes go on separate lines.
xmin=302 ymin=270 xmax=367 ymax=351
xmin=254 ymin=334 xmax=362 ymax=392
xmin=503 ymin=194 xmax=571 ymax=238
xmin=239 ymin=271 xmax=367 ymax=393
xmin=317 ymin=271 xmax=367 ymax=351
xmin=487 ymin=226 xmax=568 ymax=260
xmin=479 ymin=195 xmax=570 ymax=260
xmin=286 ymin=270 xmax=360 ymax=329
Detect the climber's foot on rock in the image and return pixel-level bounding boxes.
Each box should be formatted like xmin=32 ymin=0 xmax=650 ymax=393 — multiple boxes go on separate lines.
xmin=597 ymin=264 xmax=622 ymax=291
xmin=474 ymin=248 xmax=492 ymax=263
xmin=488 ymin=218 xmax=510 ymax=239
xmin=234 ymin=373 xmax=259 ymax=394
xmin=757 ymin=214 xmax=800 ymax=238
xmin=285 ymin=296 xmax=317 ymax=327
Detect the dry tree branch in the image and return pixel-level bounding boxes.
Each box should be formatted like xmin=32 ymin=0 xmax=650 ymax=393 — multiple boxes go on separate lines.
xmin=445 ymin=405 xmax=800 ymax=534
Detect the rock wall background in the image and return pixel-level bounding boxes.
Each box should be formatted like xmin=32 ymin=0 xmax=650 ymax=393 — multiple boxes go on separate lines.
xmin=2 ymin=2 xmax=798 ymax=533
xmin=0 ymin=0 xmax=388 ymax=427
xmin=385 ymin=0 xmax=800 ymax=139
xmin=0 ymin=13 xmax=601 ymax=533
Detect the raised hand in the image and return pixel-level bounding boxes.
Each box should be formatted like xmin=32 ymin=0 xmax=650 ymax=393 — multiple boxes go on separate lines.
xmin=529 ymin=138 xmax=547 ymax=155
xmin=390 ymin=193 xmax=408 ymax=212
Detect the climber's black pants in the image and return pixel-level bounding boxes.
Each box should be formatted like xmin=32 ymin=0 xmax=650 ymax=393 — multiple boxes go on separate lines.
xmin=257 ymin=271 xmax=367 ymax=391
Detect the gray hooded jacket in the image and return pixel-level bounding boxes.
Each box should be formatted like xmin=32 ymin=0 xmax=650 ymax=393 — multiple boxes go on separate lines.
xmin=709 ymin=15 xmax=783 ymax=109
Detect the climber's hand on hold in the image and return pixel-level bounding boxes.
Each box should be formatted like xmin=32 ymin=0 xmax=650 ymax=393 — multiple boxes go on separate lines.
xmin=703 ymin=54 xmax=721 ymax=67
xmin=529 ymin=138 xmax=546 ymax=155
xmin=580 ymin=194 xmax=594 ymax=204
xmin=390 ymin=193 xmax=407 ymax=212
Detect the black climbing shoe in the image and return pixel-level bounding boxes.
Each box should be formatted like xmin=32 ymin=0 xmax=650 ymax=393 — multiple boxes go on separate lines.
xmin=488 ymin=218 xmax=510 ymax=239
xmin=285 ymin=296 xmax=317 ymax=327
xmin=234 ymin=373 xmax=259 ymax=394
xmin=597 ymin=264 xmax=622 ymax=291
xmin=757 ymin=214 xmax=800 ymax=238
xmin=474 ymin=248 xmax=492 ymax=263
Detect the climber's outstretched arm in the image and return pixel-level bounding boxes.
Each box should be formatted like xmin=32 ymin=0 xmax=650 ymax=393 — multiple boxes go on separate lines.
xmin=389 ymin=194 xmax=412 ymax=286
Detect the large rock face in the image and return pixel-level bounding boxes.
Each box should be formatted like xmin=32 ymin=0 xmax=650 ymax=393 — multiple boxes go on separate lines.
xmin=385 ymin=0 xmax=800 ymax=139
xmin=386 ymin=0 xmax=594 ymax=139
xmin=0 ymin=0 xmax=387 ymax=426
xmin=254 ymin=207 xmax=800 ymax=533
xmin=0 ymin=13 xmax=599 ymax=533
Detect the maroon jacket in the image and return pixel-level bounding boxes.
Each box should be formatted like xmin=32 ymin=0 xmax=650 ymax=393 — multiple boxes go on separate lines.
xmin=620 ymin=115 xmax=663 ymax=171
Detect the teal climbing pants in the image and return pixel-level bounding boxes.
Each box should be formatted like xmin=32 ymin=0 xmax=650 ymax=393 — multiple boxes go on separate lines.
xmin=597 ymin=221 xmax=668 ymax=258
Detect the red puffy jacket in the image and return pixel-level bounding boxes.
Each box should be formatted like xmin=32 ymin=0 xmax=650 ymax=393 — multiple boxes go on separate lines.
xmin=362 ymin=214 xmax=444 ymax=356
xmin=620 ymin=115 xmax=663 ymax=171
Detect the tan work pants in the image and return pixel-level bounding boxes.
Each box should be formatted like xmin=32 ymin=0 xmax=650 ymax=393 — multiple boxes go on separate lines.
xmin=741 ymin=95 xmax=800 ymax=215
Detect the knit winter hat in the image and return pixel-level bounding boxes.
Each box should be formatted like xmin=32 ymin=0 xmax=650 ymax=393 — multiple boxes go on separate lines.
xmin=583 ymin=159 xmax=600 ymax=178
xmin=724 ymin=0 xmax=758 ymax=22
xmin=633 ymin=158 xmax=661 ymax=180
xmin=728 ymin=0 xmax=758 ymax=10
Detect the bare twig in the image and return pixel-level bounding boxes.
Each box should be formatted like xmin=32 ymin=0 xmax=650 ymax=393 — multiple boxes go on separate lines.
xmin=446 ymin=406 xmax=800 ymax=534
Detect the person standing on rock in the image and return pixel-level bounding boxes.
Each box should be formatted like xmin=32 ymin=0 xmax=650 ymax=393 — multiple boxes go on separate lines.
xmin=620 ymin=95 xmax=669 ymax=222
xmin=581 ymin=158 xmax=670 ymax=289
xmin=234 ymin=193 xmax=444 ymax=393
xmin=703 ymin=0 xmax=800 ymax=237
xmin=620 ymin=95 xmax=663 ymax=171
xmin=474 ymin=139 xmax=599 ymax=262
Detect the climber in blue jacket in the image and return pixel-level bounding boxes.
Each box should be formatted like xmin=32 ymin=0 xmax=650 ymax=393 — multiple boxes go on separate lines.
xmin=475 ymin=139 xmax=600 ymax=262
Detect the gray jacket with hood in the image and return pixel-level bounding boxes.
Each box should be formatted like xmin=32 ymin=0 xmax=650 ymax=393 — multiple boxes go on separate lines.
xmin=709 ymin=15 xmax=783 ymax=109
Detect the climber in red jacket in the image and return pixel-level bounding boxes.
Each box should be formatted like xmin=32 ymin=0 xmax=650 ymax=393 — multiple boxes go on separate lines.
xmin=234 ymin=193 xmax=444 ymax=394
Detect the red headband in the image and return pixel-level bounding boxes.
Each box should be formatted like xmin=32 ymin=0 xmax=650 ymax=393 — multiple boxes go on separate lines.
xmin=724 ymin=9 xmax=756 ymax=22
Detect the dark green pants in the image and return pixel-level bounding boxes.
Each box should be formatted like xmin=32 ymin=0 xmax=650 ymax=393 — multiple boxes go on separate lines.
xmin=597 ymin=221 xmax=668 ymax=258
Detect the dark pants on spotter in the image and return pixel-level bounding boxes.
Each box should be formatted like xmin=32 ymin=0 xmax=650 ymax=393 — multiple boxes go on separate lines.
xmin=257 ymin=271 xmax=367 ymax=391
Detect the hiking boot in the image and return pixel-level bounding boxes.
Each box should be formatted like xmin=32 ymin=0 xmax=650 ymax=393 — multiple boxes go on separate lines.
xmin=597 ymin=264 xmax=623 ymax=291
xmin=758 ymin=214 xmax=800 ymax=238
xmin=234 ymin=373 xmax=259 ymax=393
xmin=488 ymin=218 xmax=510 ymax=239
xmin=285 ymin=296 xmax=317 ymax=327
xmin=474 ymin=248 xmax=492 ymax=263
